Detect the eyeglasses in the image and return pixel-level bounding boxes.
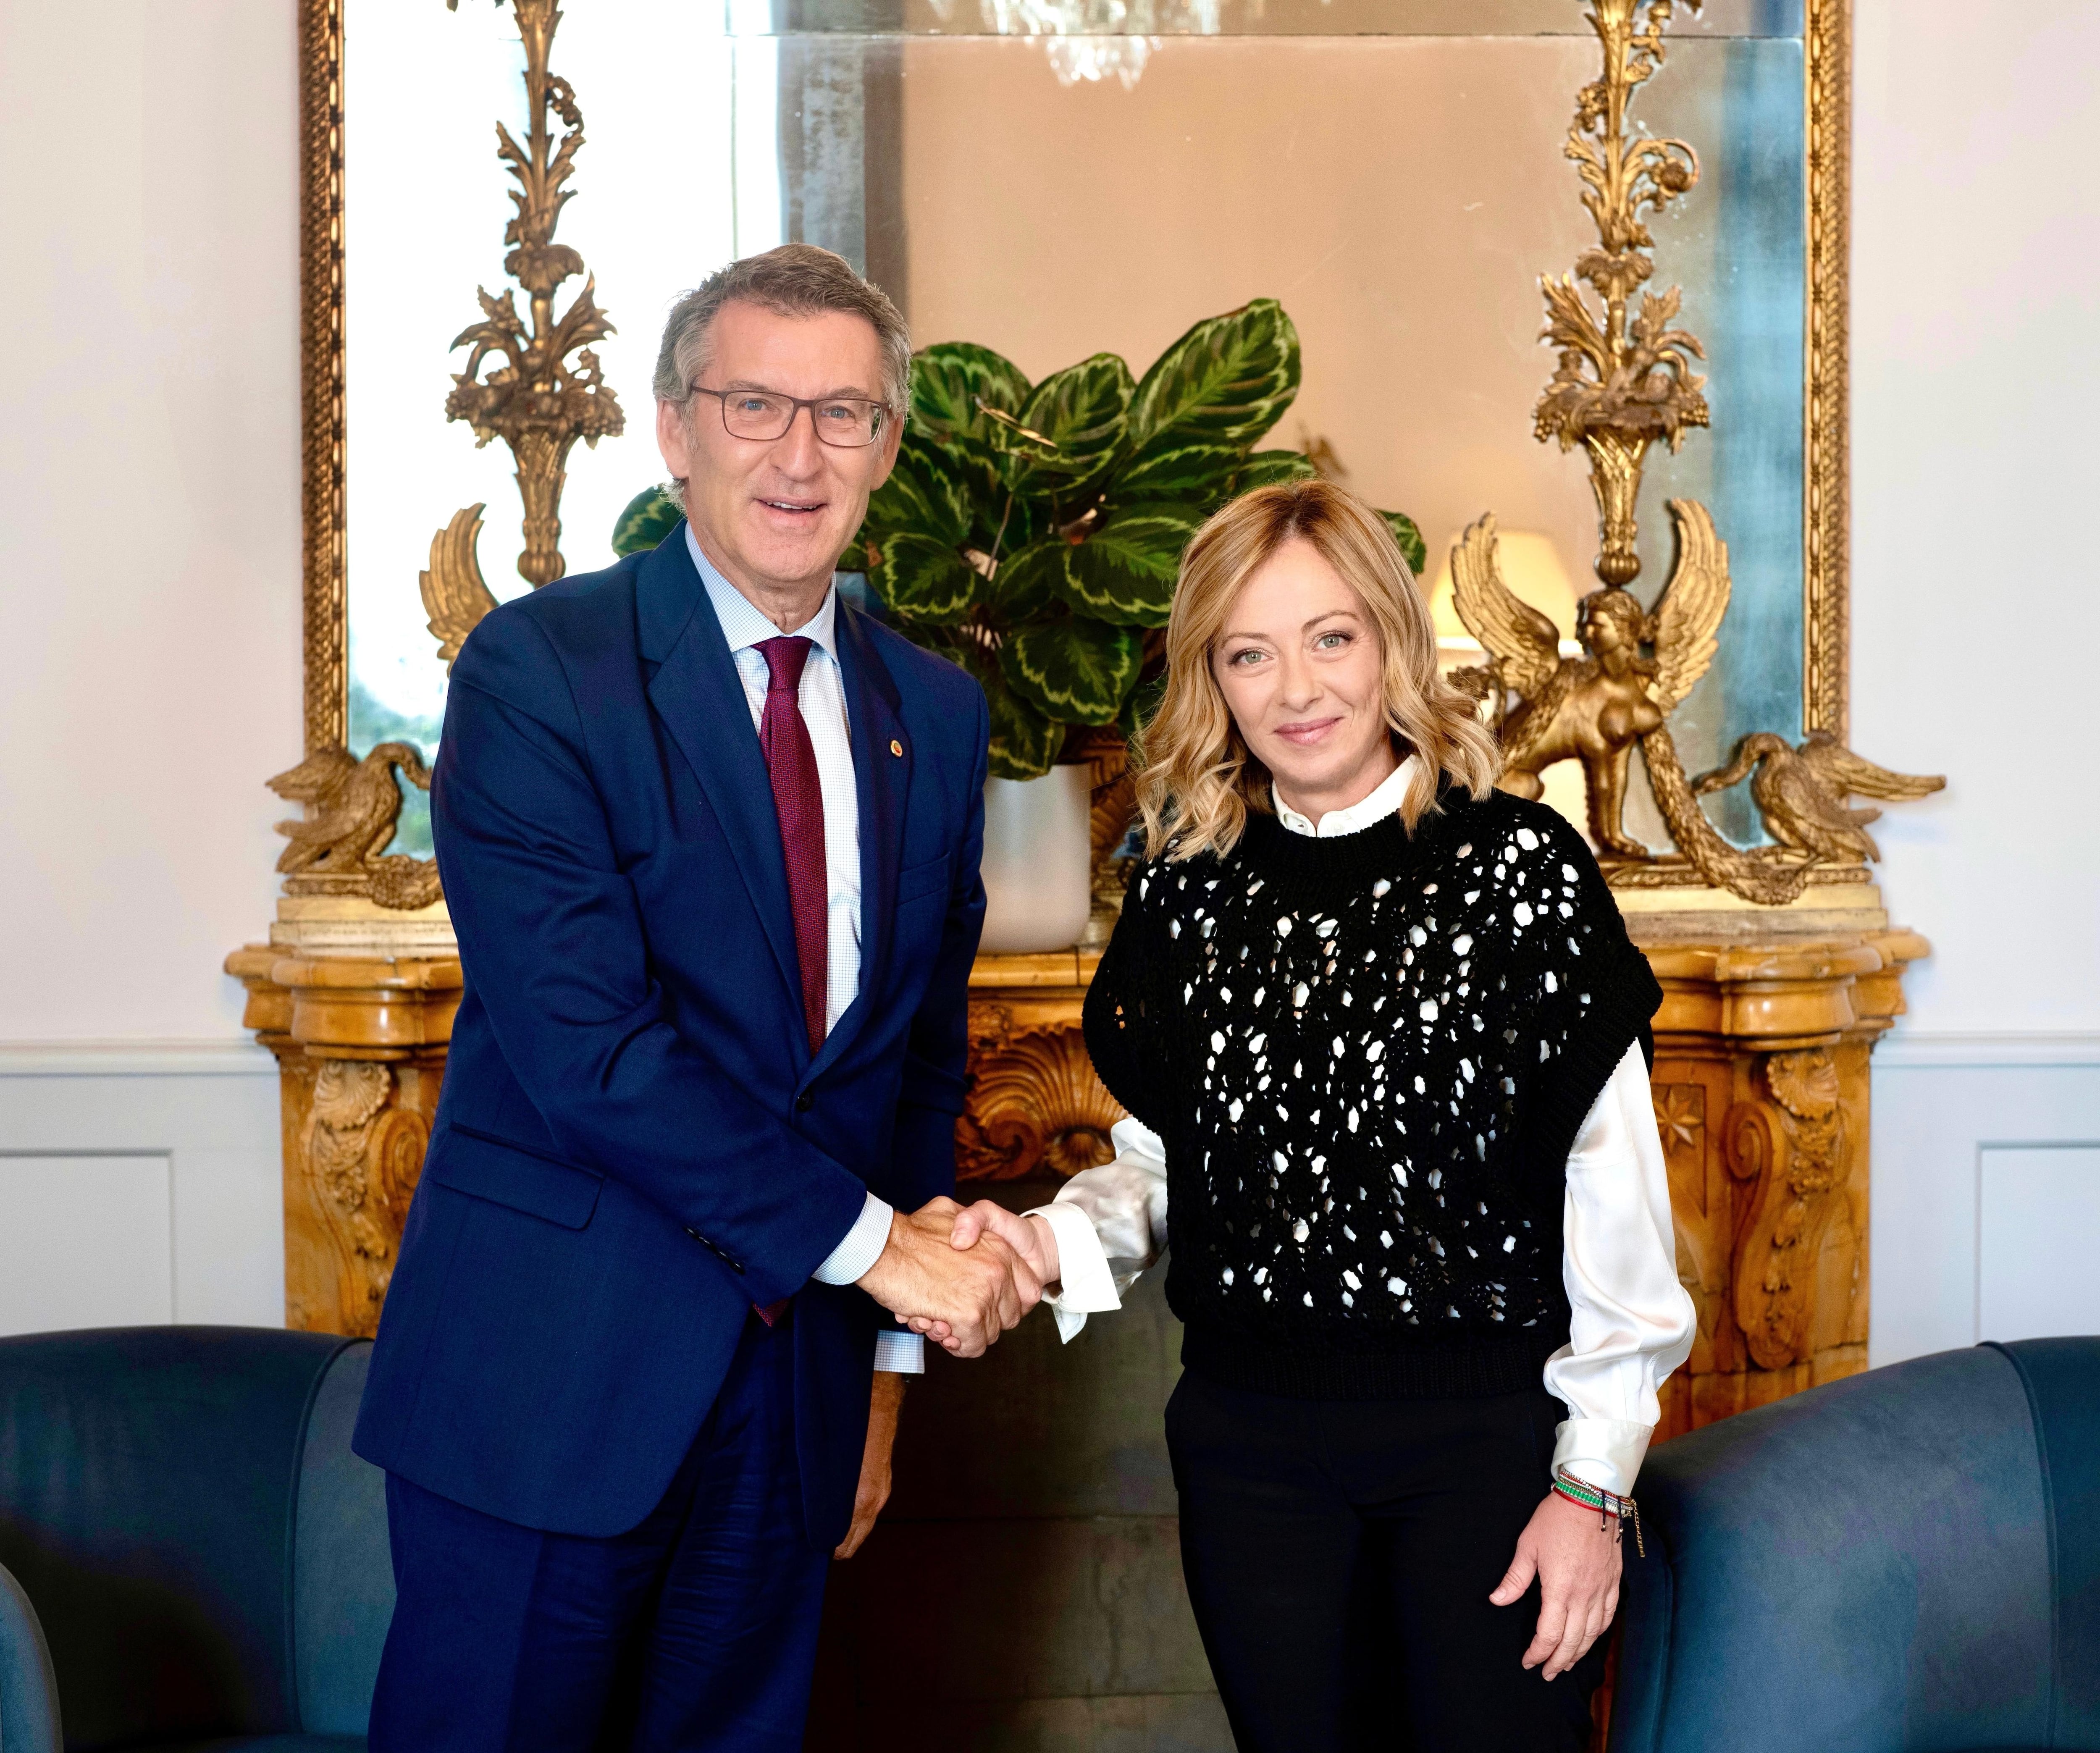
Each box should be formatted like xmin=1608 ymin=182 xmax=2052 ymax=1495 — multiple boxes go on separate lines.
xmin=688 ymin=385 xmax=890 ymax=448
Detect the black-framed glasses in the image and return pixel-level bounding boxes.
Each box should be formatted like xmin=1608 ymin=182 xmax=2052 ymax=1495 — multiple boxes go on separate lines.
xmin=688 ymin=385 xmax=890 ymax=448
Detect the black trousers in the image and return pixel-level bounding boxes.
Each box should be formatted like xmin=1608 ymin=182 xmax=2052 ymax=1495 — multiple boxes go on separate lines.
xmin=1165 ymin=1369 xmax=1605 ymax=1753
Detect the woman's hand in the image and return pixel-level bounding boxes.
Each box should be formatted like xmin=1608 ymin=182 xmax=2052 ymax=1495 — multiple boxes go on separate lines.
xmin=1488 ymin=1490 xmax=1623 ymax=1680
xmin=906 ymin=1201 xmax=1060 ymax=1351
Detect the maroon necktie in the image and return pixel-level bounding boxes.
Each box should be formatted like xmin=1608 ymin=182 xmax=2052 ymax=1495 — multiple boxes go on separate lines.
xmin=756 ymin=635 xmax=829 ymax=1056
xmin=753 ymin=636 xmax=828 ymax=1330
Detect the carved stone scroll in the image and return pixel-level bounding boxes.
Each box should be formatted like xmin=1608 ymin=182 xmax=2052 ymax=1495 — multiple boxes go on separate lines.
xmin=1727 ymin=1047 xmax=1850 ymax=1370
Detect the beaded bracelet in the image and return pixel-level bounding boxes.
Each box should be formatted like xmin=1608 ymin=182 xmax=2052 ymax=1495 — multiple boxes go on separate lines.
xmin=1551 ymin=1468 xmax=1645 ymax=1557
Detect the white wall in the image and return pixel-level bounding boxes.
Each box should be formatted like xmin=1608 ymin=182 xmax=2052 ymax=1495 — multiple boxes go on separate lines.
xmin=1852 ymin=0 xmax=2100 ymax=1363
xmin=0 ymin=0 xmax=302 ymax=1044
xmin=1853 ymin=0 xmax=2100 ymax=1039
xmin=0 ymin=0 xmax=300 ymax=1328
xmin=0 ymin=2 xmax=2094 ymax=1347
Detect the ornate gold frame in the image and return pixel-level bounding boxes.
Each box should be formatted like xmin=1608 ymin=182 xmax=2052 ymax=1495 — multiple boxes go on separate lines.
xmin=1803 ymin=0 xmax=1850 ymax=739
xmin=300 ymin=0 xmax=348 ymax=758
xmin=292 ymin=0 xmax=1853 ymax=756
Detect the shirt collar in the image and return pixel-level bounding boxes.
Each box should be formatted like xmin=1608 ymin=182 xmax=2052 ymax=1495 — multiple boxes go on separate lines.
xmin=1273 ymin=752 xmax=1422 ymax=839
xmin=685 ymin=521 xmax=837 ymax=659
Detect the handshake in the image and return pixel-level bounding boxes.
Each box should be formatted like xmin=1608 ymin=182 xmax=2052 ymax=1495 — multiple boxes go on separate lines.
xmin=857 ymin=1197 xmax=1066 ymax=1357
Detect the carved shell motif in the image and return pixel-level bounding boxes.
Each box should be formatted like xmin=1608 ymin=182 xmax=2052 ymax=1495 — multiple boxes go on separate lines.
xmin=1765 ymin=1046 xmax=1840 ymax=1120
xmin=957 ymin=1020 xmax=1126 ymax=1182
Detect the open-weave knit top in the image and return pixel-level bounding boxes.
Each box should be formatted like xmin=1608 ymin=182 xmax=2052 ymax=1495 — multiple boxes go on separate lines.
xmin=1081 ymin=780 xmax=1662 ymax=1399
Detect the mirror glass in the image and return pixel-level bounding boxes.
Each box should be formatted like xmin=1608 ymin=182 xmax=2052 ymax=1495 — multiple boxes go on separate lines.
xmin=343 ymin=0 xmax=1807 ymax=853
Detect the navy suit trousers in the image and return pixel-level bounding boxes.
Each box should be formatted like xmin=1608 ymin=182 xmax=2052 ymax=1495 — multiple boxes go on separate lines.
xmin=369 ymin=1312 xmax=830 ymax=1753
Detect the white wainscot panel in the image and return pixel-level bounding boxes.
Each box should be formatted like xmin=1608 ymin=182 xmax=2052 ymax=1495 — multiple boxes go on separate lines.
xmin=0 ymin=1044 xmax=284 ymax=1331
xmin=0 ymin=1155 xmax=174 ymax=1334
xmin=1872 ymin=1036 xmax=2100 ymax=1365
xmin=1979 ymin=1147 xmax=2100 ymax=1343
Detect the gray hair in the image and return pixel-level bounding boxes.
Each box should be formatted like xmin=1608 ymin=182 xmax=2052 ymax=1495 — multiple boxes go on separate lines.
xmin=652 ymin=244 xmax=912 ymax=420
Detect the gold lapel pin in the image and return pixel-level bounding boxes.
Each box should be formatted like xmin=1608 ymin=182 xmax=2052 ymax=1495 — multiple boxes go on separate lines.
xmin=889 ymin=739 xmax=904 ymax=758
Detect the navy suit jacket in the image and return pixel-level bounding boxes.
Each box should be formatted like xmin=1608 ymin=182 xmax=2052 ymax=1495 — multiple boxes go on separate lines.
xmin=352 ymin=526 xmax=990 ymax=1545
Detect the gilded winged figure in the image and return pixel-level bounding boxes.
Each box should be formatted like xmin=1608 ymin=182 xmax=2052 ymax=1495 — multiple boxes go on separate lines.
xmin=420 ymin=504 xmax=500 ymax=670
xmin=1450 ymin=499 xmax=1728 ymax=858
xmin=1693 ymin=731 xmax=1945 ymax=864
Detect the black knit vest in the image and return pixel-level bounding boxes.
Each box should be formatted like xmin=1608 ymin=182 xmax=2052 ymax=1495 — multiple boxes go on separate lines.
xmin=1082 ymin=782 xmax=1660 ymax=1400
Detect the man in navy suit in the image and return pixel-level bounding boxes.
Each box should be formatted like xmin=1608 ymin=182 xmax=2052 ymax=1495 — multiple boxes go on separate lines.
xmin=354 ymin=244 xmax=1035 ymax=1751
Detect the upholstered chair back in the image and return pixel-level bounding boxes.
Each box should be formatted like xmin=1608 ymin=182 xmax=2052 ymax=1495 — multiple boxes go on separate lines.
xmin=0 ymin=1328 xmax=393 ymax=1750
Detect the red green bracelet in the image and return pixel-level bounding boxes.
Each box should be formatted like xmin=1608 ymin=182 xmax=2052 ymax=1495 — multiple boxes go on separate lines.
xmin=1552 ymin=1469 xmax=1644 ymax=1557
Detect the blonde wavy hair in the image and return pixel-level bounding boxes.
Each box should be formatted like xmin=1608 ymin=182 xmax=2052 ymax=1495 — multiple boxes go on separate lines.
xmin=1134 ymin=479 xmax=1502 ymax=862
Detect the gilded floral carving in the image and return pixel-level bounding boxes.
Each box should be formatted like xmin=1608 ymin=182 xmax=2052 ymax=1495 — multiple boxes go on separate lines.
xmin=299 ymin=1058 xmax=430 ymax=1336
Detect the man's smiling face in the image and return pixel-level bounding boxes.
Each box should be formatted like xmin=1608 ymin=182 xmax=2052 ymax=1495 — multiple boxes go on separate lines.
xmin=656 ymin=298 xmax=901 ymax=606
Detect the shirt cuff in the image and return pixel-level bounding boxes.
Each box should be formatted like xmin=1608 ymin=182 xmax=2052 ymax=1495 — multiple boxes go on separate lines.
xmin=873 ymin=1329 xmax=925 ymax=1374
xmin=810 ymin=1191 xmax=894 ymax=1286
xmin=1551 ymin=1418 xmax=1653 ymax=1498
xmin=1026 ymin=1199 xmax=1123 ymax=1343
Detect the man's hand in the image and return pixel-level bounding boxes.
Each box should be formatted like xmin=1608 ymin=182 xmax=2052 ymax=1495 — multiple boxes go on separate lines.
xmin=856 ymin=1197 xmax=1040 ymax=1358
xmin=906 ymin=1200 xmax=1060 ymax=1352
xmin=1488 ymin=1490 xmax=1624 ymax=1680
xmin=835 ymin=1372 xmax=905 ymax=1560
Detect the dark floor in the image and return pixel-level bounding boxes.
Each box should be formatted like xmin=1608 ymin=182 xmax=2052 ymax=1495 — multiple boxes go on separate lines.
xmin=806 ymin=1177 xmax=1228 ymax=1752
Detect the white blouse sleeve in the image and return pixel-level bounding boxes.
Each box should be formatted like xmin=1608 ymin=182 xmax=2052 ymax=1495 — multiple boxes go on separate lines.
xmin=1023 ymin=1115 xmax=1170 ymax=1344
xmin=1544 ymin=1040 xmax=1697 ymax=1497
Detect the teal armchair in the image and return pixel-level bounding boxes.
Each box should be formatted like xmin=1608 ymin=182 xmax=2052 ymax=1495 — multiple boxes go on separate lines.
xmin=0 ymin=1328 xmax=394 ymax=1752
xmin=1612 ymin=1338 xmax=2100 ymax=1753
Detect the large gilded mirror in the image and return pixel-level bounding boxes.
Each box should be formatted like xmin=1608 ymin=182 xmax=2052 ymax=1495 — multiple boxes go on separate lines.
xmin=303 ymin=0 xmax=1843 ymax=860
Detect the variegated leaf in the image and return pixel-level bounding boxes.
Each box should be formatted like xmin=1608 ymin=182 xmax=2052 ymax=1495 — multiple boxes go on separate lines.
xmin=989 ymin=535 xmax=1067 ymax=626
xmin=1126 ymin=299 xmax=1301 ymax=462
xmin=1002 ymin=618 xmax=1142 ymax=727
xmin=1116 ymin=440 xmax=1245 ymax=502
xmin=868 ymin=531 xmax=979 ymax=625
xmin=957 ymin=641 xmax=1063 ymax=780
xmin=1118 ymin=670 xmax=1167 ymax=740
xmin=862 ymin=434 xmax=973 ymax=544
xmin=1002 ymin=353 xmax=1134 ymax=493
xmin=911 ymin=343 xmax=1034 ymax=454
xmin=1059 ymin=503 xmax=1205 ymax=628
xmin=1231 ymin=449 xmax=1319 ymax=492
xmin=1381 ymin=509 xmax=1428 ymax=576
xmin=611 ymin=485 xmax=682 ymax=557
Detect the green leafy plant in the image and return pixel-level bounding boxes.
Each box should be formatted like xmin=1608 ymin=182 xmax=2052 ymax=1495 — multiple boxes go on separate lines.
xmin=848 ymin=300 xmax=1427 ymax=779
xmin=613 ymin=485 xmax=684 ymax=557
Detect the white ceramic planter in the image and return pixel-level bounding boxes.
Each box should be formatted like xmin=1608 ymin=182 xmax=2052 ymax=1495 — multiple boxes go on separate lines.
xmin=977 ymin=766 xmax=1094 ymax=955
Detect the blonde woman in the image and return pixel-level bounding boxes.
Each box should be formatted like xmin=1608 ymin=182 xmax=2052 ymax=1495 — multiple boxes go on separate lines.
xmin=933 ymin=480 xmax=1695 ymax=1751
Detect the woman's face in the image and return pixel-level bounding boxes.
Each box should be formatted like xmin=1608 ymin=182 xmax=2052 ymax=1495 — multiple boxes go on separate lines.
xmin=1211 ymin=538 xmax=1397 ymax=818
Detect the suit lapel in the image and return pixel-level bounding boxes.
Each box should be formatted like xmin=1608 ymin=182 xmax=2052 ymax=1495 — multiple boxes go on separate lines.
xmin=805 ymin=601 xmax=911 ymax=1083
xmin=638 ymin=532 xmax=804 ymax=1045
